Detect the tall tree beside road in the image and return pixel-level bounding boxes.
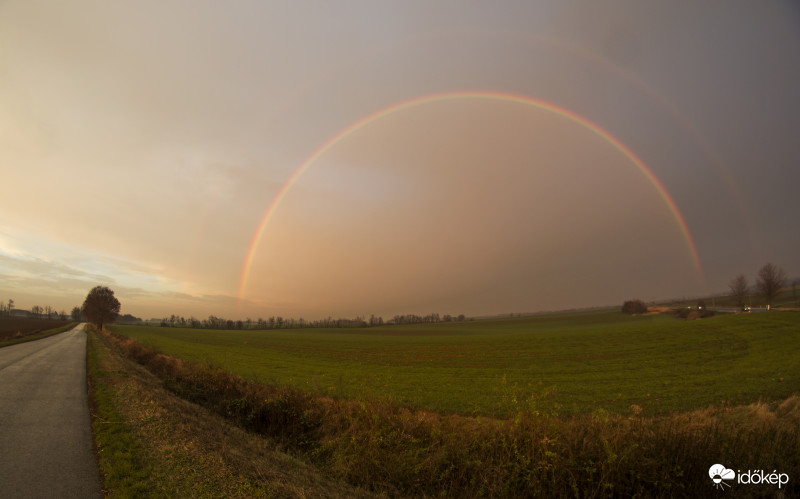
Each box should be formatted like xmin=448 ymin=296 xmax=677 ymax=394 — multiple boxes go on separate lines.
xmin=728 ymin=274 xmax=749 ymax=311
xmin=81 ymin=286 xmax=121 ymax=330
xmin=756 ymin=263 xmax=787 ymax=309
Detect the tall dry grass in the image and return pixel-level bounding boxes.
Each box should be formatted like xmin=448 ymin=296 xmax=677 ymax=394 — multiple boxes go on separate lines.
xmin=103 ymin=328 xmax=799 ymax=497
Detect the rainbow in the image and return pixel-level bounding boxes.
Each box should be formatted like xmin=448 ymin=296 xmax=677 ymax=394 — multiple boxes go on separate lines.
xmin=238 ymin=91 xmax=704 ymax=304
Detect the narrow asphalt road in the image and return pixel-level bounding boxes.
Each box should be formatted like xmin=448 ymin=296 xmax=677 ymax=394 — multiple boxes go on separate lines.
xmin=0 ymin=324 xmax=102 ymax=498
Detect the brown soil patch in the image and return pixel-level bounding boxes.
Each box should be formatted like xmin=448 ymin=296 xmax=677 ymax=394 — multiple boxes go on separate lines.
xmin=0 ymin=318 xmax=72 ymax=340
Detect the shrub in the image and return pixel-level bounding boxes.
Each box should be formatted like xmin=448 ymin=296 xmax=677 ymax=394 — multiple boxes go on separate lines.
xmin=621 ymin=299 xmax=648 ymax=315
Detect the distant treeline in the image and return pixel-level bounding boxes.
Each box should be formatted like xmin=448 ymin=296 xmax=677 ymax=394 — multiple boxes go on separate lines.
xmin=159 ymin=312 xmax=467 ymax=330
xmin=0 ymin=298 xmax=76 ymax=321
xmin=1 ymin=297 xmax=143 ymax=323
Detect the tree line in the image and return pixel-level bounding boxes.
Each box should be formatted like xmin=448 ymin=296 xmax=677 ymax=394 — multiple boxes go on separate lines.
xmin=5 ymin=286 xmax=470 ymax=332
xmin=159 ymin=312 xmax=468 ymax=330
xmin=621 ymin=262 xmax=793 ymax=316
xmin=0 ymin=298 xmax=84 ymax=321
xmin=728 ymin=262 xmax=792 ymax=310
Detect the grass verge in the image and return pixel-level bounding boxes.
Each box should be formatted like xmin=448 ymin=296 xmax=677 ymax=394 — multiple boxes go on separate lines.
xmin=87 ymin=325 xmax=375 ymax=498
xmin=102 ymin=326 xmax=800 ymax=497
xmin=87 ymin=324 xmax=157 ymax=496
xmin=0 ymin=322 xmax=77 ymax=349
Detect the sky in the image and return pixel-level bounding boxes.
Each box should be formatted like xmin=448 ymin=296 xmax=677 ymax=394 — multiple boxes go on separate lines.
xmin=1 ymin=1 xmax=799 ymax=321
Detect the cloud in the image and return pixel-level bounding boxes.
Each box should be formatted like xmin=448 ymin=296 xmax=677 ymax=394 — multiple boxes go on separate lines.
xmin=708 ymin=464 xmax=735 ymax=480
xmin=0 ymin=253 xmax=114 ymax=289
xmin=0 ymin=245 xmax=247 ymax=318
xmin=1 ymin=1 xmax=798 ymax=320
xmin=0 ymin=225 xmax=185 ymax=309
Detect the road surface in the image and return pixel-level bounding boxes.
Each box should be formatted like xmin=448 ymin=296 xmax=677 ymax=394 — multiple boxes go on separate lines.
xmin=0 ymin=324 xmax=101 ymax=498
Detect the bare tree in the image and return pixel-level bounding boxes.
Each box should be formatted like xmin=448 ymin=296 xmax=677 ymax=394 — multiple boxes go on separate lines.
xmin=756 ymin=263 xmax=787 ymax=309
xmin=728 ymin=274 xmax=748 ymax=311
xmin=81 ymin=286 xmax=121 ymax=330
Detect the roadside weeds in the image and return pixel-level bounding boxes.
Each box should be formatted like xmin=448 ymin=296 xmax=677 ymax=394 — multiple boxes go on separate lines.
xmin=87 ymin=325 xmax=377 ymax=498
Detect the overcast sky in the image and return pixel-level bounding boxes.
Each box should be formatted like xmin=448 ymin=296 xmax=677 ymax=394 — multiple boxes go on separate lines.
xmin=1 ymin=1 xmax=798 ymax=320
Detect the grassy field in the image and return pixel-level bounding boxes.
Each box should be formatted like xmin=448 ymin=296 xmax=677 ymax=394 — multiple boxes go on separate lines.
xmin=112 ymin=310 xmax=800 ymax=417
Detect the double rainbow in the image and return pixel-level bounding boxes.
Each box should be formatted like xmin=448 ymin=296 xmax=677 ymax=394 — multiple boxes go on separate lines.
xmin=238 ymin=91 xmax=703 ymax=304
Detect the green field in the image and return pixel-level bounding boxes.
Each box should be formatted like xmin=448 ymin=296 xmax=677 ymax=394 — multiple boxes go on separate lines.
xmin=112 ymin=310 xmax=800 ymax=416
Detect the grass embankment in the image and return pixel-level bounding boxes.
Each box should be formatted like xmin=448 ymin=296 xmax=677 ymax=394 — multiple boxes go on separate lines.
xmin=115 ymin=311 xmax=800 ymax=416
xmin=0 ymin=321 xmax=76 ymax=348
xmin=87 ymin=325 xmax=374 ymax=497
xmin=99 ymin=322 xmax=800 ymax=497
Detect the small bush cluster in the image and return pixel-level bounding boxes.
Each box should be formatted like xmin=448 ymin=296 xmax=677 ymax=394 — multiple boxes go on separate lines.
xmin=101 ymin=328 xmax=800 ymax=497
xmin=621 ymin=300 xmax=648 ymax=315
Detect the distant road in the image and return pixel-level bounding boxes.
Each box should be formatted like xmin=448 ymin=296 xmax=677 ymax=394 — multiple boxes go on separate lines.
xmin=706 ymin=307 xmax=772 ymax=313
xmin=0 ymin=324 xmax=101 ymax=498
